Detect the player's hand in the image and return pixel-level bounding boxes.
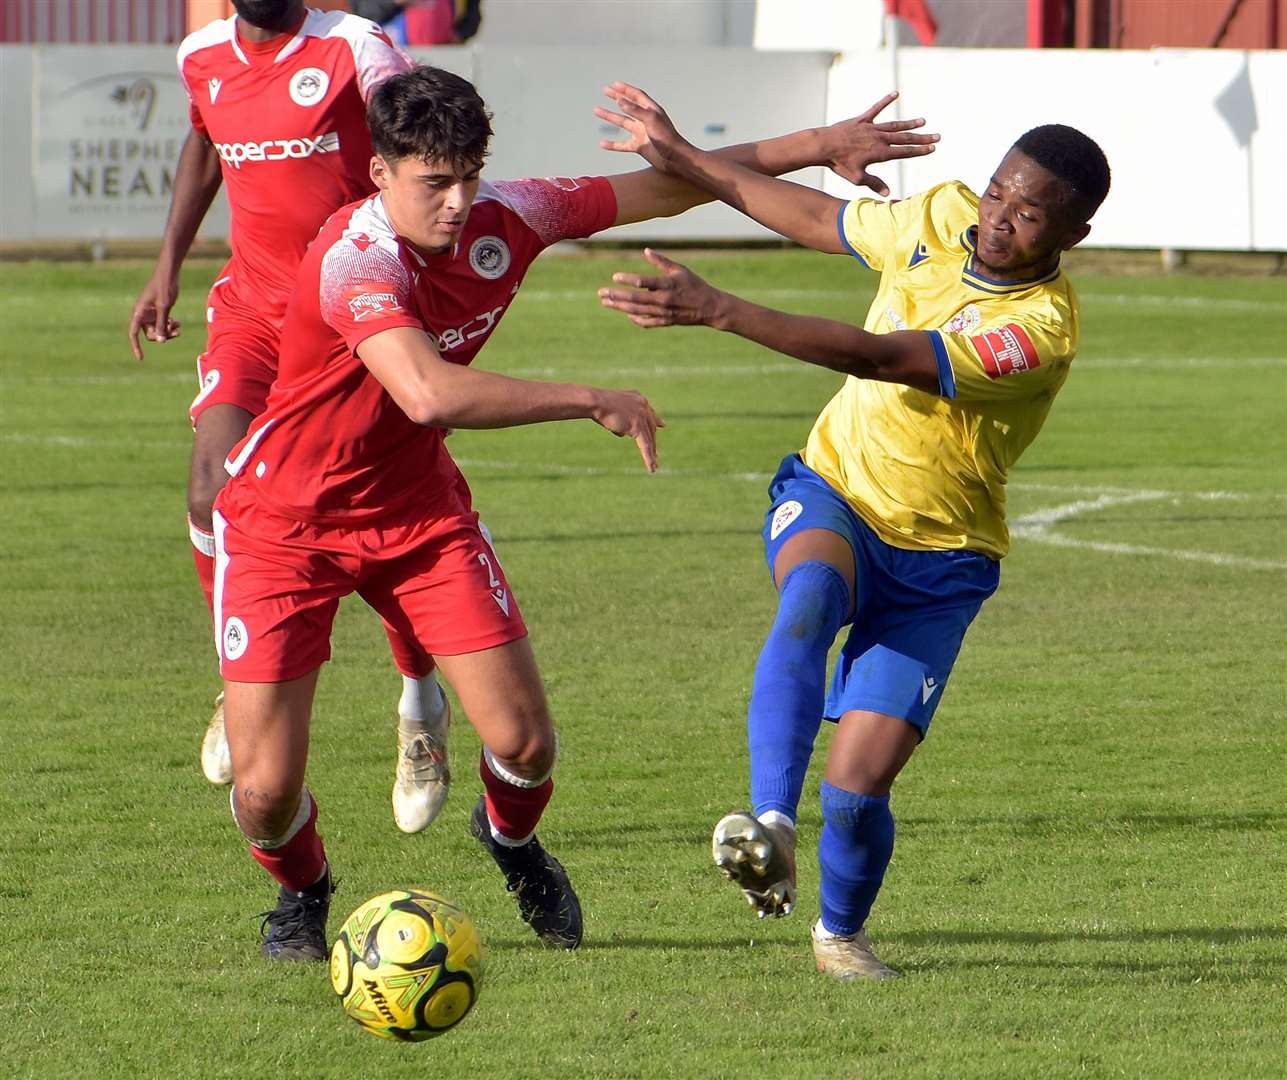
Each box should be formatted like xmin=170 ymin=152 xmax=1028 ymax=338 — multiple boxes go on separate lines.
xmin=598 ymin=248 xmax=722 ymax=330
xmin=594 ymin=82 xmax=691 ymax=174
xmin=589 ymin=387 xmax=665 ymax=473
xmin=128 ymin=270 xmax=183 ymax=361
xmin=817 ymin=91 xmax=939 ymax=197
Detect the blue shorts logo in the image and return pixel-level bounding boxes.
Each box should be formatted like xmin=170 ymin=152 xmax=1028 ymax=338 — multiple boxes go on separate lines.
xmin=770 ymin=499 xmax=803 ymax=540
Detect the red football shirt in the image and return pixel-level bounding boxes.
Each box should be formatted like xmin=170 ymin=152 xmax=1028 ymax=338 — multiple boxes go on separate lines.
xmin=222 ymin=176 xmax=618 ymax=524
xmin=177 ymin=9 xmax=411 ymax=309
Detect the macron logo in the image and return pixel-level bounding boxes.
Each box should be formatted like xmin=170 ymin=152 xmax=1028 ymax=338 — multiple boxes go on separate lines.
xmin=921 ymin=675 xmax=939 ymax=705
xmin=208 ymin=77 xmax=222 ymax=104
xmin=214 ymin=132 xmax=340 ymax=169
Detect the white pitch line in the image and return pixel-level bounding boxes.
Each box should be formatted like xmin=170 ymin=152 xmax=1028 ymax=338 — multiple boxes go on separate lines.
xmin=2 ymin=372 xmax=195 ymax=387
xmin=4 ymin=354 xmax=1284 ymax=388
xmin=3 ymin=432 xmax=1282 ymax=570
xmin=0 ymin=432 xmax=190 ymax=450
xmin=515 ymin=287 xmax=1286 ymax=313
xmin=1010 ymin=490 xmax=1286 ymax=571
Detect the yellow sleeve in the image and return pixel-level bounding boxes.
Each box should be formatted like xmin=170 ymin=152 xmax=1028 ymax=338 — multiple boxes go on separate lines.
xmin=928 ymin=320 xmax=1073 ymax=402
xmin=833 ymin=194 xmax=926 ymax=272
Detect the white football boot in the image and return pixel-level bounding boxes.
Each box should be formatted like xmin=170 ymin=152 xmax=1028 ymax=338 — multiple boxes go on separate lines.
xmin=392 ymin=695 xmax=451 ymax=833
xmin=811 ymin=920 xmax=901 ymax=981
xmin=712 ymin=811 xmax=797 ymax=918
xmin=200 ymin=691 xmax=233 ymax=786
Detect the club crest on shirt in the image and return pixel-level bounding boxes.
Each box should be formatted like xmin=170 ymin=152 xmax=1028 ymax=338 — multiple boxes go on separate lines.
xmin=770 ymin=500 xmax=804 ymax=541
xmin=223 ymin=616 xmax=249 ymax=660
xmin=346 ymin=287 xmax=405 ymax=321
xmin=941 ymin=304 xmax=981 ymax=335
xmin=469 ymin=236 xmax=511 ymax=280
xmin=289 ymin=67 xmax=329 ymax=107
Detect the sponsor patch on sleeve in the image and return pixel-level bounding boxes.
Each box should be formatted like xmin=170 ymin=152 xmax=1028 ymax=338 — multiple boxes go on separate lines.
xmin=344 ymin=285 xmax=405 ymax=322
xmin=970 ymin=323 xmax=1041 ymax=378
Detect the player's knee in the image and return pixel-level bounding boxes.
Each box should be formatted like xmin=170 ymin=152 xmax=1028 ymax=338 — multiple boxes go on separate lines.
xmin=230 ymin=779 xmax=301 ymax=842
xmin=821 ymin=780 xmax=893 ymax=829
xmin=775 ymin=560 xmax=851 ymax=644
xmin=187 ymin=453 xmax=229 ymax=529
xmin=484 ymin=726 xmax=556 ymax=784
xmin=827 ymin=750 xmax=908 ymax=796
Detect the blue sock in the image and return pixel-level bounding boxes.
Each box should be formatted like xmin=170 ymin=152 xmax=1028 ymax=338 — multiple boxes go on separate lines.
xmin=747 ymin=560 xmax=850 ymax=821
xmin=818 ymin=781 xmax=895 ymax=935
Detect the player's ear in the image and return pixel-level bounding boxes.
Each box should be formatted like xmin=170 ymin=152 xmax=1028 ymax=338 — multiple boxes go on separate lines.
xmin=1060 ymin=221 xmax=1091 ymax=251
xmin=370 ymin=155 xmax=391 ymax=192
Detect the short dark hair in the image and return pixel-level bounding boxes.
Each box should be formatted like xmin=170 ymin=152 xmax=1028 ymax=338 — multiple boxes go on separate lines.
xmin=367 ymin=66 xmax=493 ymax=172
xmin=1013 ymin=124 xmax=1111 ymax=220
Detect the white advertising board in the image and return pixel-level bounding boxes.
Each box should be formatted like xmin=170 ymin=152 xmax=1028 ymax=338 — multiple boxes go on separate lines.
xmin=32 ymin=46 xmax=229 ymax=241
xmin=2 ymin=43 xmax=1283 ymax=250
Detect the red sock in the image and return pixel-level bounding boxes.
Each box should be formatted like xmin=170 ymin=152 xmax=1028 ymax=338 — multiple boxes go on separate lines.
xmin=247 ymin=790 xmax=328 ymax=892
xmin=480 ymin=749 xmax=553 ymax=844
xmin=188 ymin=516 xmax=216 ymax=614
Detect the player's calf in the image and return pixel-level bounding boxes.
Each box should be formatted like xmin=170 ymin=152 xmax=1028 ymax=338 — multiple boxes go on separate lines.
xmin=469 ymin=740 xmax=581 ymax=948
xmin=712 ymin=811 xmax=797 ymax=918
xmin=232 ymin=786 xmax=333 ymax=960
xmin=469 ymin=795 xmax=582 ymax=949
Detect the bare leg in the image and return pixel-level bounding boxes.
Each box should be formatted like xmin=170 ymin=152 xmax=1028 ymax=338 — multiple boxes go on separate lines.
xmin=433 ymin=638 xmax=582 ymax=948
xmin=223 ymin=670 xmax=319 ymax=841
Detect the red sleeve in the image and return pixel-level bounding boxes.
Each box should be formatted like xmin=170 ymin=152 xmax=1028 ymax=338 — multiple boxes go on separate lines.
xmin=178 ymin=54 xmax=208 ymax=136
xmin=318 ymin=234 xmax=424 ymax=352
xmin=487 ymin=176 xmax=618 ymax=247
xmin=348 ymin=22 xmax=415 ymax=103
xmin=187 ymin=98 xmax=208 ymax=136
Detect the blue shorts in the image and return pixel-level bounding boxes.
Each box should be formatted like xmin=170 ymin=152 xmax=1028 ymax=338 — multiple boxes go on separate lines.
xmin=762 ymin=455 xmax=999 ymax=737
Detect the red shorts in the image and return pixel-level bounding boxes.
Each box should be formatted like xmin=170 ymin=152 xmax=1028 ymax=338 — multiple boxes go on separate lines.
xmin=189 ymin=266 xmax=284 ymax=426
xmin=211 ymin=480 xmax=527 ymax=683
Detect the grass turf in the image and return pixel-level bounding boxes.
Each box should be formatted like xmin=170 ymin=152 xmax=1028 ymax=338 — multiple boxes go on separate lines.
xmin=1 ymin=250 xmax=1285 ymax=1078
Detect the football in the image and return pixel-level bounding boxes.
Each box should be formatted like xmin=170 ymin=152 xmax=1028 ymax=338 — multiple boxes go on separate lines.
xmin=329 ymin=889 xmax=483 ymax=1041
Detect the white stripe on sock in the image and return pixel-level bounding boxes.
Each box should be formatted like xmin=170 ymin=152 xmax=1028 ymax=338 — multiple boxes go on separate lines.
xmin=189 ymin=516 xmax=216 ymax=556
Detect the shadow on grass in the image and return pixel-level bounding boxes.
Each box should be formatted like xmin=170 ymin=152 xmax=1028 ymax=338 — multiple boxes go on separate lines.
xmin=887 ymin=926 xmax=1287 ymax=947
xmin=485 ymin=934 xmax=781 ymax=953
xmin=492 ymin=526 xmax=754 ymax=545
xmin=900 ymin=810 xmax=1286 ymax=835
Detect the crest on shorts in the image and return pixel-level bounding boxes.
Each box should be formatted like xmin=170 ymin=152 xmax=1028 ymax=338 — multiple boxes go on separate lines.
xmin=469 ymin=236 xmax=511 ymax=280
xmin=289 ymin=67 xmax=329 ymax=107
xmin=191 ymin=367 xmax=221 ymax=410
xmin=770 ymin=500 xmax=803 ymax=541
xmin=223 ymin=616 xmax=249 ymax=661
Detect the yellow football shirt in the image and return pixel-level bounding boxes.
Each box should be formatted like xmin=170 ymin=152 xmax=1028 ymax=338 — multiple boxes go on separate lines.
xmin=802 ymin=180 xmax=1079 ymax=559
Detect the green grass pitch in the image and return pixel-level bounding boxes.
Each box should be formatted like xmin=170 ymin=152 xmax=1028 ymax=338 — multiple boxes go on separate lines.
xmin=1 ymin=250 xmax=1284 ymax=1078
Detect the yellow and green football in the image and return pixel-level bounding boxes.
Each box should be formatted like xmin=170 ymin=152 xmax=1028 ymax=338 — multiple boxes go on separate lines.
xmin=329 ymin=889 xmax=482 ymax=1041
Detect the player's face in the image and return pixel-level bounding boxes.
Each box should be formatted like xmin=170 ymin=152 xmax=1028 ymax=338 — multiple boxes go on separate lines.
xmin=231 ymin=0 xmax=303 ymax=30
xmin=975 ymin=150 xmax=1090 ymax=280
xmin=372 ymin=155 xmax=483 ymax=255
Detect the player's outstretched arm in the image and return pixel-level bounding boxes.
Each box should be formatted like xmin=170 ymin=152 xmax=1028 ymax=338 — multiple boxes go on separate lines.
xmin=597 ymin=83 xmax=937 ymax=253
xmin=128 ymin=129 xmax=222 ymax=360
xmin=358 ymin=327 xmax=665 ymax=471
xmin=599 ymin=249 xmax=941 ymax=394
